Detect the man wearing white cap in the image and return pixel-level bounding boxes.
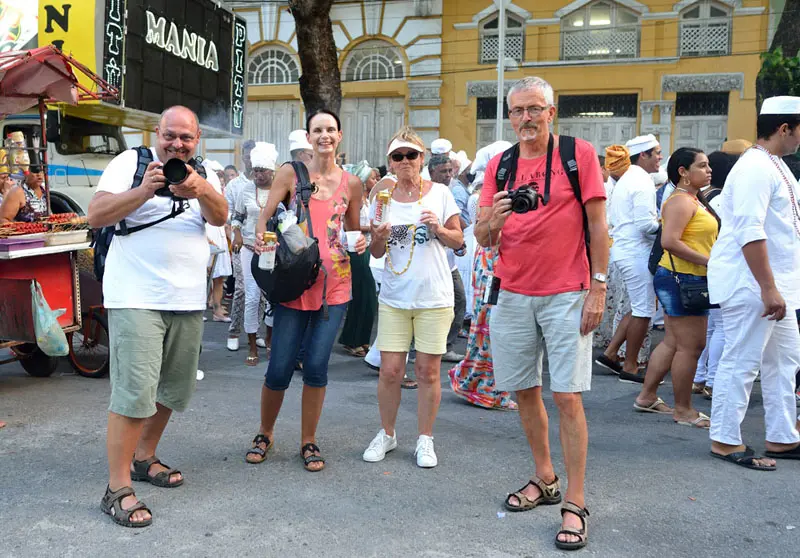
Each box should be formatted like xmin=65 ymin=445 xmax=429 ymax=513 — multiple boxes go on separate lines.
xmin=707 ymin=96 xmax=800 ymax=471
xmin=231 ymin=142 xmax=278 ymax=366
xmin=289 ymin=129 xmax=313 ymax=165
xmin=606 ymin=133 xmax=663 ymax=383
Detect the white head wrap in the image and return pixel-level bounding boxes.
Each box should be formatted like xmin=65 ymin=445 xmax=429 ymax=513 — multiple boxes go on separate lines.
xmin=249 ymin=142 xmax=278 ymax=170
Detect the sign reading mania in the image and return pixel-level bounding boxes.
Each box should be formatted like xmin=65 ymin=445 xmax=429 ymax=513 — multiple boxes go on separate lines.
xmin=145 ymin=10 xmax=219 ymax=72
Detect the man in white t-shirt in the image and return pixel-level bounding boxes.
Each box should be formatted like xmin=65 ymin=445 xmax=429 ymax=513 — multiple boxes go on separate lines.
xmin=607 ymin=134 xmax=662 ymax=383
xmin=87 ymin=106 xmax=227 ymax=528
xmin=429 ymin=153 xmax=466 ymax=362
xmin=707 ymin=96 xmax=800 ymax=471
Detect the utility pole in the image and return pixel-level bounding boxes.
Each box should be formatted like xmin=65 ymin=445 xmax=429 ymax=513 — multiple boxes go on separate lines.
xmin=495 ymin=0 xmax=506 ymax=141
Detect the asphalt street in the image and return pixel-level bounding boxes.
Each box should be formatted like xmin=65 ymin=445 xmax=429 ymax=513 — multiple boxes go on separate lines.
xmin=1 ymin=321 xmax=798 ymax=557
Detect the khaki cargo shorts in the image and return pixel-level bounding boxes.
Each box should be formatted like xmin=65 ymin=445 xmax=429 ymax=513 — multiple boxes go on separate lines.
xmin=107 ymin=309 xmax=203 ymax=418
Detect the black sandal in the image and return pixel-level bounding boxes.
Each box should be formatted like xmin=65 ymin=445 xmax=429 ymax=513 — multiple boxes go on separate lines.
xmin=711 ymin=446 xmax=776 ymax=470
xmin=246 ymin=434 xmax=273 ymax=464
xmin=555 ymin=502 xmax=590 ymax=551
xmin=504 ymin=475 xmax=561 ymax=512
xmin=301 ymin=443 xmax=326 ymax=472
xmin=131 ymin=456 xmax=184 ymax=488
xmin=100 ymin=485 xmax=152 ymax=528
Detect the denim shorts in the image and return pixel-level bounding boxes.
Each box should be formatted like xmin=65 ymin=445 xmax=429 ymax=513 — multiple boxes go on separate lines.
xmin=653 ymin=266 xmax=709 ymax=318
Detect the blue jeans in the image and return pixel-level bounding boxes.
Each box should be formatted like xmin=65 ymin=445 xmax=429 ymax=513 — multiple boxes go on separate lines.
xmin=265 ymin=302 xmax=348 ymax=390
xmin=653 ymin=266 xmax=709 ymax=317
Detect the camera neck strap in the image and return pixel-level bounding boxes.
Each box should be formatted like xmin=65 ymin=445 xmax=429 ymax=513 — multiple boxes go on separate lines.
xmin=497 ymin=133 xmax=555 ymax=206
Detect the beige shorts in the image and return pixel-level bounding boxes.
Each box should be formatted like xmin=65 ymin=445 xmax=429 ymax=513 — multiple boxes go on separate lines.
xmin=376 ymin=304 xmax=453 ymax=356
xmin=108 ymin=309 xmax=203 ymax=418
xmin=490 ymin=290 xmax=592 ymax=393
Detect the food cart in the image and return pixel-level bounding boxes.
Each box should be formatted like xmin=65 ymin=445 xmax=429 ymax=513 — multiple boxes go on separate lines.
xmin=0 ymin=46 xmax=117 ymax=377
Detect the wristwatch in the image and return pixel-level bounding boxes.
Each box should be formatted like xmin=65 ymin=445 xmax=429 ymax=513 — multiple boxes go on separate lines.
xmin=592 ymin=272 xmax=608 ymax=283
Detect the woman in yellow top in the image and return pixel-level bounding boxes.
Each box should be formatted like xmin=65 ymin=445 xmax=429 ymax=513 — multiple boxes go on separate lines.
xmin=633 ymin=147 xmax=717 ymax=429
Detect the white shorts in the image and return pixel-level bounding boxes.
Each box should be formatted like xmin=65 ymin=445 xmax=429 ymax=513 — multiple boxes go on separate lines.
xmin=490 ymin=290 xmax=592 ymax=393
xmin=615 ymin=257 xmax=656 ymax=318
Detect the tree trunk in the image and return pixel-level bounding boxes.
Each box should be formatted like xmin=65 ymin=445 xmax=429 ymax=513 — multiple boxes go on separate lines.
xmin=289 ymin=0 xmax=342 ymax=116
xmin=770 ymin=0 xmax=800 ymax=56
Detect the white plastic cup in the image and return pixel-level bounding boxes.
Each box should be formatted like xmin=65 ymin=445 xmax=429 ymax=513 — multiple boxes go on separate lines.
xmin=345 ymin=231 xmax=360 ymax=252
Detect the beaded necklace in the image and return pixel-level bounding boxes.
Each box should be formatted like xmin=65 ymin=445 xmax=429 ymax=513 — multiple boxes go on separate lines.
xmin=385 ymin=178 xmax=424 ymax=276
xmin=753 ymin=145 xmax=800 ymax=238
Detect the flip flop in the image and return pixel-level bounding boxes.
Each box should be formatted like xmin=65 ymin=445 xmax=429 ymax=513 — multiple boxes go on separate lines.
xmin=633 ymin=397 xmax=673 ymax=414
xmin=675 ymin=412 xmax=710 ymax=429
xmin=711 ymin=446 xmax=776 ymax=471
xmin=245 ymin=355 xmax=259 ymax=367
xmin=765 ymin=444 xmax=800 ymax=460
xmin=344 ymin=346 xmax=367 ymax=358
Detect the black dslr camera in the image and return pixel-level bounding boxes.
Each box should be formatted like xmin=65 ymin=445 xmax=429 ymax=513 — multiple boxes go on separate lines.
xmin=506 ymin=185 xmax=540 ymax=214
xmin=155 ymin=157 xmax=202 ymax=198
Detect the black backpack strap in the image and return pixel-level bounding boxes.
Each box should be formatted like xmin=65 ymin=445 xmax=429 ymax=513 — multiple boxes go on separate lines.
xmin=495 ymin=143 xmax=520 ymax=191
xmin=117 ymin=146 xmax=153 ymax=236
xmin=285 ymin=160 xmax=329 ymax=320
xmin=558 ymin=135 xmax=591 ymax=270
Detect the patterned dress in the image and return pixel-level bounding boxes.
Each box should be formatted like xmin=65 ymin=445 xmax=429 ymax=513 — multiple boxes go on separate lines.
xmin=448 ymin=245 xmax=517 ymax=410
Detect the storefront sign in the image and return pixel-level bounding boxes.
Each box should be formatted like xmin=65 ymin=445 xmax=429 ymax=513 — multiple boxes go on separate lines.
xmin=145 ymin=10 xmax=219 ymax=72
xmin=38 ymin=1 xmax=98 ymax=90
xmin=98 ymin=0 xmax=246 ymax=136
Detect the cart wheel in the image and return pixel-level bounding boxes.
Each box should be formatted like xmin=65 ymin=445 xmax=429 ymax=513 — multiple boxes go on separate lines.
xmin=12 ymin=343 xmax=60 ymax=377
xmin=67 ymin=311 xmax=110 ymax=378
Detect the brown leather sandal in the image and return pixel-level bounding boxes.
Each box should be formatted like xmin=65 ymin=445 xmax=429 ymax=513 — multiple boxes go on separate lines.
xmin=503 ymin=475 xmax=562 ymax=512
xmin=100 ymin=485 xmax=152 ymax=528
xmin=555 ymin=502 xmax=590 ymax=551
xmin=131 ymin=456 xmax=184 ymax=488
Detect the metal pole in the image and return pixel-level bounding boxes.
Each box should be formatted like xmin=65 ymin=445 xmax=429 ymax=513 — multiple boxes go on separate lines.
xmin=38 ymin=98 xmax=51 ymax=217
xmin=495 ymin=0 xmax=506 ymax=141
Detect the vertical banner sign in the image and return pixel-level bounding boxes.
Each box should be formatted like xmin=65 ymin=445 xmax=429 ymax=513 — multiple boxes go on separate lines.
xmin=38 ymin=2 xmax=98 ymax=91
xmin=231 ymin=18 xmax=246 ymax=135
xmin=102 ymin=0 xmax=125 ymax=104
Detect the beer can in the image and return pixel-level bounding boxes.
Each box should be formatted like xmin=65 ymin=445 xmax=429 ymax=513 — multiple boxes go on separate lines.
xmin=374 ymin=190 xmax=392 ymax=225
xmin=258 ymin=232 xmax=278 ymax=271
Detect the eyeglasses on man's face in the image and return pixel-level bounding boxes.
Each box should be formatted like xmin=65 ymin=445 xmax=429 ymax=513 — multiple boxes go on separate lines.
xmin=509 ymin=105 xmax=550 ymax=119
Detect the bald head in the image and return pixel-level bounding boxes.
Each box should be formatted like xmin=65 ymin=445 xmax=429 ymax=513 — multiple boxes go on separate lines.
xmin=155 ymin=105 xmax=201 ymax=162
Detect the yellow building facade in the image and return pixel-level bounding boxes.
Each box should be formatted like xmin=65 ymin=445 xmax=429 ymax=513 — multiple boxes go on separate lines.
xmin=224 ymin=0 xmax=771 ymax=166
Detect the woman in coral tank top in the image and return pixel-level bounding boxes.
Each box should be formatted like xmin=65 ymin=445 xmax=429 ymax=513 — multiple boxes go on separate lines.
xmin=246 ymin=110 xmax=366 ymax=471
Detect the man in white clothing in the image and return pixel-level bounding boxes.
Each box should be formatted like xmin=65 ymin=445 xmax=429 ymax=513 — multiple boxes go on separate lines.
xmin=607 ymin=134 xmax=662 ymax=382
xmin=289 ymin=129 xmax=313 ymax=165
xmin=707 ymin=96 xmax=800 ymax=471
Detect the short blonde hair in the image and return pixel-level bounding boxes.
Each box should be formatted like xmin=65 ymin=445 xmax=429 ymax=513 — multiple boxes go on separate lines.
xmin=387 ymin=126 xmax=425 ymax=152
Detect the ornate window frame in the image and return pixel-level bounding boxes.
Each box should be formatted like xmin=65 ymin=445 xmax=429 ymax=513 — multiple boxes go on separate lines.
xmin=247 ymin=46 xmax=300 ymax=85
xmin=560 ymin=0 xmax=641 ymax=61
xmin=341 ymin=40 xmax=405 ymax=82
xmin=678 ymin=0 xmax=732 ymax=57
xmin=479 ymin=12 xmax=526 ymax=65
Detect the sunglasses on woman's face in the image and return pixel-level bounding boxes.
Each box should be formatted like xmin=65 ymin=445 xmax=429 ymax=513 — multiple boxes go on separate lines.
xmin=390 ymin=151 xmax=420 ymax=162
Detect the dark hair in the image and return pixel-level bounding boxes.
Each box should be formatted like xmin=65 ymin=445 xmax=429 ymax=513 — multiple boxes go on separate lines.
xmin=706 ymin=151 xmax=737 ymax=188
xmin=428 ymin=153 xmax=451 ymax=171
xmin=242 ymin=140 xmax=255 ymax=151
xmin=757 ymin=114 xmax=800 ymax=140
xmin=630 ymin=147 xmax=655 ymax=165
xmin=667 ymin=147 xmax=704 ymax=186
xmin=784 ymin=154 xmax=800 ymax=180
xmin=224 ymin=164 xmax=238 ymax=173
xmin=306 ymin=109 xmax=341 ymax=132
xmin=377 ymin=165 xmax=387 ymax=178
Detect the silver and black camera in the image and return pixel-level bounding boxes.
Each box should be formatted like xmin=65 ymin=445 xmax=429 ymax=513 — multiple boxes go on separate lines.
xmin=507 ymin=185 xmax=540 ymax=214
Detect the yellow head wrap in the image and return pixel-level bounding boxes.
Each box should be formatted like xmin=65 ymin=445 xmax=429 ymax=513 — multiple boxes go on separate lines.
xmin=604 ymin=144 xmax=631 ymax=176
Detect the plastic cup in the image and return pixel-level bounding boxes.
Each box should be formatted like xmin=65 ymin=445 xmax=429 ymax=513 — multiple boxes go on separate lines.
xmin=346 ymin=231 xmax=360 ymax=251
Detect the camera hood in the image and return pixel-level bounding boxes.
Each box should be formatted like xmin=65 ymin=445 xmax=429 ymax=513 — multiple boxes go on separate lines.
xmin=162 ymin=158 xmax=189 ymax=185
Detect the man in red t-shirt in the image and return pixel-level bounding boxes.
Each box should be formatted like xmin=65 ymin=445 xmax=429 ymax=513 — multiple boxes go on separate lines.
xmin=476 ymin=77 xmax=609 ymax=551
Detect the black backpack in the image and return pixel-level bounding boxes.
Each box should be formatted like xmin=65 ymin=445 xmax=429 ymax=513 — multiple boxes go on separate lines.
xmin=250 ymin=161 xmax=327 ymax=317
xmin=92 ymin=147 xmax=204 ymax=281
xmin=495 ymin=134 xmax=590 ymax=267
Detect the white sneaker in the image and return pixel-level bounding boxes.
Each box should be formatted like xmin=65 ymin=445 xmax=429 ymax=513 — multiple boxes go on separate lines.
xmin=227 ymin=337 xmax=239 ymax=351
xmin=362 ymin=429 xmax=397 ymax=462
xmin=415 ymin=435 xmax=438 ymax=468
xmin=256 ymin=338 xmax=267 ymax=348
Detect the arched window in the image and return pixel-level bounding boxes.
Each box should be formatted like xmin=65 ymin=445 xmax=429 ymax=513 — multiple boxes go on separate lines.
xmin=248 ymin=47 xmax=300 ymax=85
xmin=479 ymin=13 xmax=525 ymax=64
xmin=342 ymin=40 xmax=404 ymax=82
xmin=561 ymin=1 xmax=640 ymax=60
xmin=679 ymin=1 xmax=732 ymax=57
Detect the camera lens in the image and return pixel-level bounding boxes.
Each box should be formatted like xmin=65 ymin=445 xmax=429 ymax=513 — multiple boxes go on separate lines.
xmin=162 ymin=158 xmax=188 ymax=185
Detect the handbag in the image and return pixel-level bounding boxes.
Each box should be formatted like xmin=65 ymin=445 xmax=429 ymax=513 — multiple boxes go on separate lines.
xmin=667 ymin=252 xmax=718 ymax=311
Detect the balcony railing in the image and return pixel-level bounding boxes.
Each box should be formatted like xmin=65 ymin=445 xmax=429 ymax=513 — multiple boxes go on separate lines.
xmin=679 ymin=20 xmax=731 ymax=57
xmin=561 ymin=27 xmax=639 ymax=61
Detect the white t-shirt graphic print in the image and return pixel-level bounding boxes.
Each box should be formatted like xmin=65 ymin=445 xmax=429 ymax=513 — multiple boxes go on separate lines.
xmin=370 ymin=182 xmax=460 ymax=310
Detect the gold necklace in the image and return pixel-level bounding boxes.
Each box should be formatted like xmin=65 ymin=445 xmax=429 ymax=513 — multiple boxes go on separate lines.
xmin=385 ymin=178 xmax=423 ymax=276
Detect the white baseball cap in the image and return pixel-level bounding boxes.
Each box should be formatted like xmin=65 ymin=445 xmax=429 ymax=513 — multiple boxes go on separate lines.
xmin=288 ymin=129 xmax=312 ymax=152
xmin=431 ymin=138 xmax=452 ymax=155
xmin=387 ymin=138 xmax=424 ymax=156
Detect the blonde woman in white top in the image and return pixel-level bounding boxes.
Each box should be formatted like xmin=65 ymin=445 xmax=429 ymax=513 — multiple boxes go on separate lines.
xmin=363 ymin=127 xmax=463 ymax=468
